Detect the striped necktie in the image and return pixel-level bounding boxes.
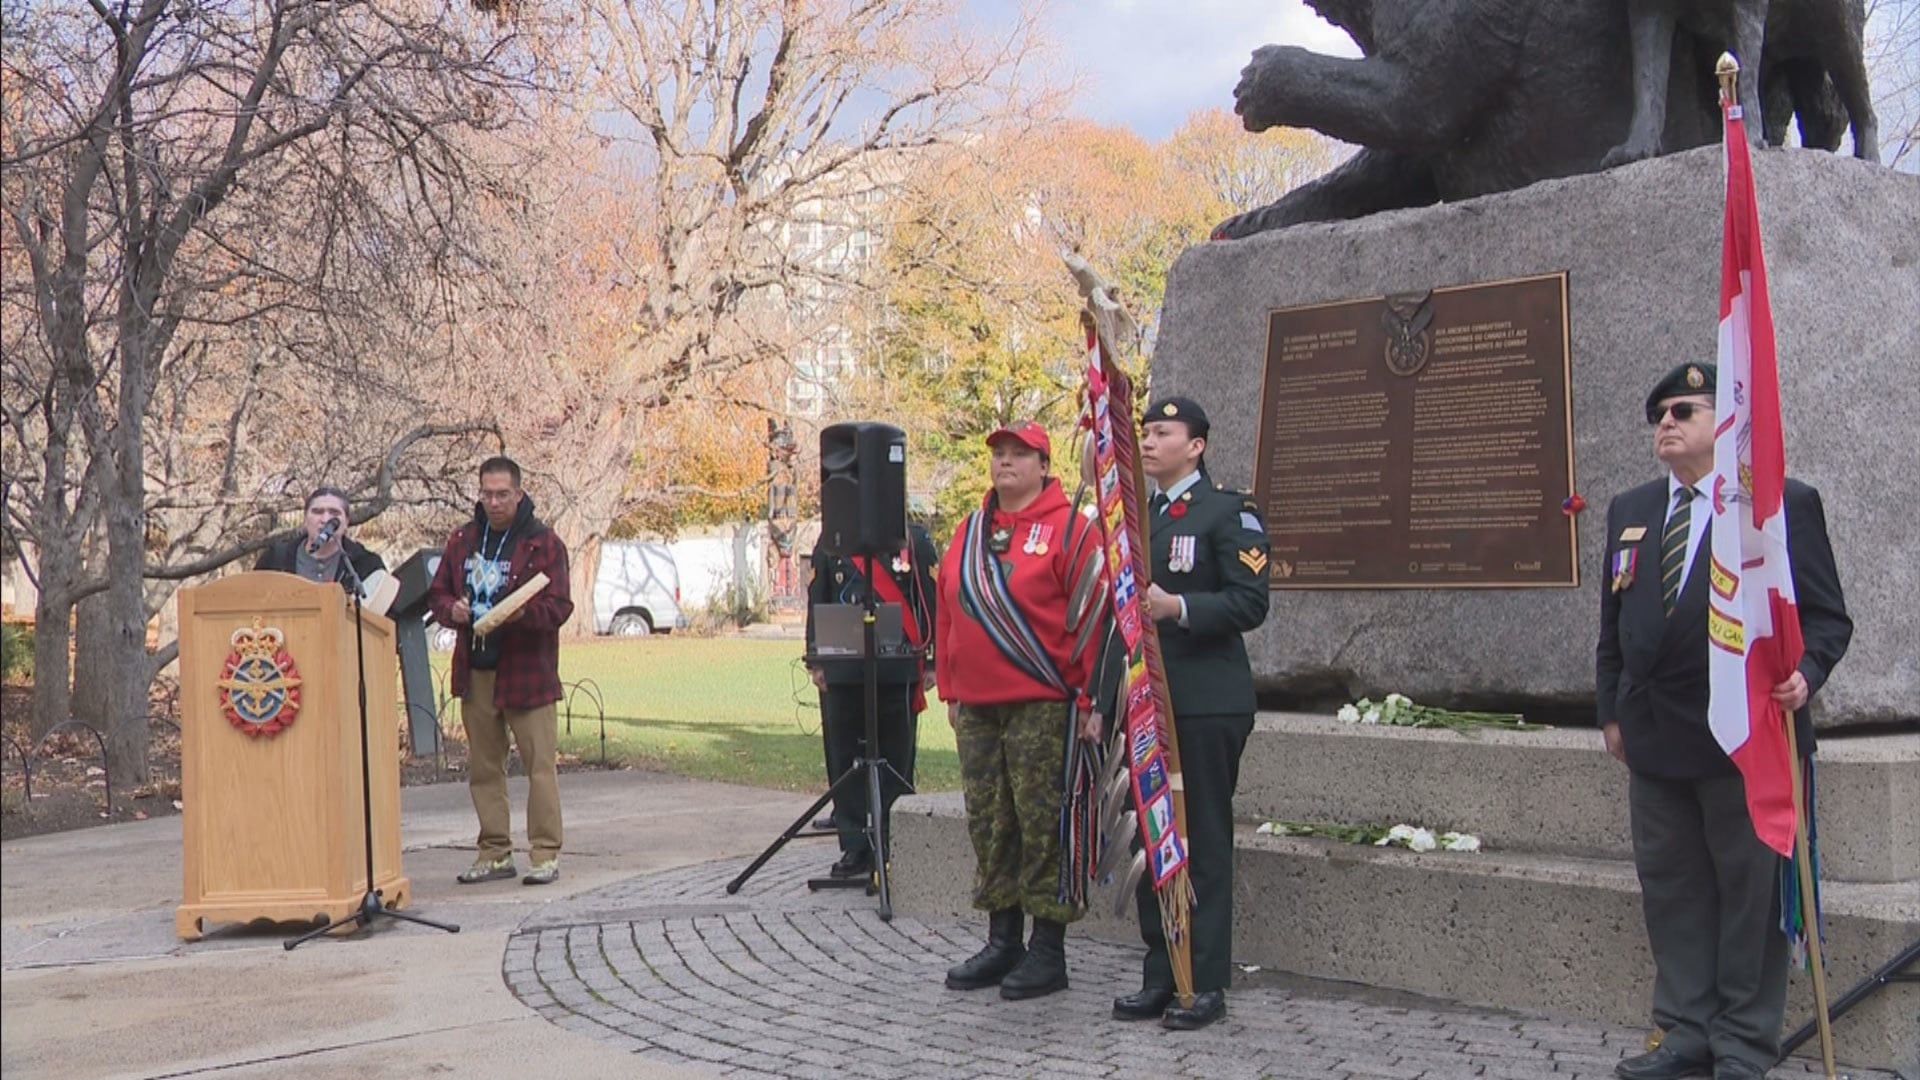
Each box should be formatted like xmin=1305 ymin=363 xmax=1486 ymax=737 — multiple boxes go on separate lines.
xmin=1662 ymin=486 xmax=1696 ymax=615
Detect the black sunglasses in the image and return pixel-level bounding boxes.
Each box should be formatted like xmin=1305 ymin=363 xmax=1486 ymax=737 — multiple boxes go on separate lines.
xmin=1650 ymin=402 xmax=1708 ymax=425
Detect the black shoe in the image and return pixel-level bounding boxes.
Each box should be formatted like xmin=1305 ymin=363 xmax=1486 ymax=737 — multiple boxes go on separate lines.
xmin=812 ymin=813 xmax=836 ymax=831
xmin=1162 ymin=990 xmax=1226 ymax=1031
xmin=1112 ymin=986 xmax=1175 ymax=1021
xmin=945 ymin=909 xmax=1025 ymax=990
xmin=829 ymin=849 xmax=872 ymax=879
xmin=999 ymin=919 xmax=1068 ymax=1000
xmin=1711 ymin=1059 xmax=1768 ymax=1080
xmin=1615 ymin=1047 xmax=1712 ymax=1080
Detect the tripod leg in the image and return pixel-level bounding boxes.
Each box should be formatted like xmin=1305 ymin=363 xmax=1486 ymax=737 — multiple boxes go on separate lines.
xmin=857 ymin=593 xmax=894 ymax=920
xmin=378 ymin=907 xmax=462 ymax=933
xmin=283 ymin=910 xmax=369 ymax=951
xmin=882 ymin=759 xmax=915 ymax=796
xmin=867 ymin=755 xmax=892 ymax=921
xmin=726 ymin=774 xmax=857 ymax=895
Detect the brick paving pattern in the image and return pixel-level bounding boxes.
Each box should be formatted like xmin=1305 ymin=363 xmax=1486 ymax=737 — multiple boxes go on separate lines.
xmin=502 ymin=849 xmax=1891 ymax=1080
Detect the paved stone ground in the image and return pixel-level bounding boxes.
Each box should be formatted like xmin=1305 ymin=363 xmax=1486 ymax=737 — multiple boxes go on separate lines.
xmin=503 ymin=849 xmax=1890 ymax=1080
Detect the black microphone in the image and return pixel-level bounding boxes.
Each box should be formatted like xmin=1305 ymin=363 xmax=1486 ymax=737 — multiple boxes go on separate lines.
xmin=308 ymin=518 xmax=341 ymax=555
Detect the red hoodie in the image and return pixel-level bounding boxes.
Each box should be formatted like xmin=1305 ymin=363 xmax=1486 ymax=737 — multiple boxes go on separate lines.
xmin=936 ymin=479 xmax=1101 ymax=705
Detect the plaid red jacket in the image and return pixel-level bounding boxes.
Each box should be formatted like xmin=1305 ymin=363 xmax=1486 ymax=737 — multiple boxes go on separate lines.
xmin=427 ymin=500 xmax=573 ymax=710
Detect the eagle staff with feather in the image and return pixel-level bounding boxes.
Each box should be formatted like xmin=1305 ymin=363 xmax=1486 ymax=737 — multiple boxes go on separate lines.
xmin=1072 ymin=257 xmax=1273 ymax=1031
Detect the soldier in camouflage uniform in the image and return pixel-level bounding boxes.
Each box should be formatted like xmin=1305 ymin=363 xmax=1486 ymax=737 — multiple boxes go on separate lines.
xmin=954 ymin=700 xmax=1076 ymax=924
xmin=936 ymin=421 xmax=1104 ymax=1001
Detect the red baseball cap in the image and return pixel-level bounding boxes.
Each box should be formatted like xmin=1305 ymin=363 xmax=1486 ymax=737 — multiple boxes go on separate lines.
xmin=986 ymin=420 xmax=1051 ymax=457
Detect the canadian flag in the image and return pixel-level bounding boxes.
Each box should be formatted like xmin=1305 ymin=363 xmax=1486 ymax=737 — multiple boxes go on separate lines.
xmin=1705 ymin=83 xmax=1803 ymax=858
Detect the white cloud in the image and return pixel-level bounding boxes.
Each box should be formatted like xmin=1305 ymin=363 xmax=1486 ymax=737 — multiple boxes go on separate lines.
xmin=1049 ymin=1 xmax=1361 ymax=139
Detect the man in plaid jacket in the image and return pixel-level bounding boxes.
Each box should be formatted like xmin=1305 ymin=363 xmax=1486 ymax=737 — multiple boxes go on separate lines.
xmin=428 ymin=456 xmax=574 ymax=886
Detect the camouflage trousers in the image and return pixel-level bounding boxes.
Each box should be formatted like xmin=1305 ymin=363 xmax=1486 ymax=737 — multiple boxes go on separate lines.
xmin=954 ymin=699 xmax=1081 ymax=925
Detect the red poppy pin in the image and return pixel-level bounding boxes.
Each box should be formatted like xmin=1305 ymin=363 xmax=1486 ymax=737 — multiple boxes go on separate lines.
xmin=1562 ymin=494 xmax=1587 ymax=517
xmin=1169 ymin=502 xmax=1188 ymax=520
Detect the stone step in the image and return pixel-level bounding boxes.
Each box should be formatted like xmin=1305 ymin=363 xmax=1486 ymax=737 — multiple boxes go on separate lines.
xmin=1237 ymin=714 xmax=1919 ymax=884
xmin=890 ymin=791 xmax=1920 ymax=1078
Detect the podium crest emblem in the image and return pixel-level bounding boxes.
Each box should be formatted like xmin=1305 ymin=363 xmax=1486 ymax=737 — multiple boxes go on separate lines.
xmin=216 ymin=617 xmax=304 ymax=738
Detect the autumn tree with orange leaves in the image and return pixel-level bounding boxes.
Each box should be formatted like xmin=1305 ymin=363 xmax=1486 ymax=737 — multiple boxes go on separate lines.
xmin=854 ymin=112 xmax=1339 ymax=532
xmin=449 ymin=0 xmax=1059 ymax=630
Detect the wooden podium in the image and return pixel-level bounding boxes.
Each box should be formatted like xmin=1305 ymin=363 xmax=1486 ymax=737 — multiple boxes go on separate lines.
xmin=175 ymin=571 xmax=409 ymax=940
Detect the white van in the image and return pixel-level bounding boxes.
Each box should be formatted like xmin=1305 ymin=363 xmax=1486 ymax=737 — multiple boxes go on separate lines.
xmin=593 ymin=540 xmax=688 ymax=636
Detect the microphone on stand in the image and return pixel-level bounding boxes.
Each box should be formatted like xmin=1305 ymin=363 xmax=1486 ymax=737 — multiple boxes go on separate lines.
xmin=308 ymin=518 xmax=341 ymax=555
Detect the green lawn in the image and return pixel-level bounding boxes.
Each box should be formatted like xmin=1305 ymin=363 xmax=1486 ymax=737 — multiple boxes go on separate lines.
xmin=434 ymin=638 xmax=959 ymax=794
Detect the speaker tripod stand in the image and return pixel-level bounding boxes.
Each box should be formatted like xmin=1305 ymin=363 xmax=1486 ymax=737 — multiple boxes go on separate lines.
xmin=727 ymin=585 xmax=912 ymax=920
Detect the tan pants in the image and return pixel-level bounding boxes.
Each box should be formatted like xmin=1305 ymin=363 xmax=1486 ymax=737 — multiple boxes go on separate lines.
xmin=463 ymin=670 xmax=563 ymax=864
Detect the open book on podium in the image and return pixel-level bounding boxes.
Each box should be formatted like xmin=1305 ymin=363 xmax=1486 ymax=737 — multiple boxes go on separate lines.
xmin=175 ymin=571 xmax=409 ymax=940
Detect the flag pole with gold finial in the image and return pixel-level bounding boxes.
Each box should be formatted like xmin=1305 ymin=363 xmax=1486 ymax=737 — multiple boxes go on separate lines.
xmin=1718 ymin=49 xmax=1839 ymax=1080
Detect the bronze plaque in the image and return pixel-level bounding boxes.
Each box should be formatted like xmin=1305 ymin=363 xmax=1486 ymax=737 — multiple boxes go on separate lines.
xmin=1255 ymin=272 xmax=1578 ymax=589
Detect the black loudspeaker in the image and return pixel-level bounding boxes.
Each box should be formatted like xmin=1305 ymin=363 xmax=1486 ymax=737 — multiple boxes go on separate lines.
xmin=388 ymin=548 xmax=442 ymax=618
xmin=819 ymin=421 xmax=907 ymax=556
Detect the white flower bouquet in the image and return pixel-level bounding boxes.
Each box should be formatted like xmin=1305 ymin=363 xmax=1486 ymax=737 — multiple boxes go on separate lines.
xmin=1336 ymin=692 xmax=1538 ymax=733
xmin=1257 ymin=820 xmax=1484 ymax=853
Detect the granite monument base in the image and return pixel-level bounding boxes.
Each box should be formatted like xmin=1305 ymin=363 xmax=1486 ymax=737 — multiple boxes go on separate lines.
xmin=1152 ymin=146 xmax=1920 ymax=730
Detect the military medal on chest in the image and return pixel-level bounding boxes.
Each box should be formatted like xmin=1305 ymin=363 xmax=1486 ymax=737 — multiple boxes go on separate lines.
xmin=1611 ymin=526 xmax=1646 ymax=593
xmin=1611 ymin=546 xmax=1639 ymax=594
xmin=1023 ymin=523 xmax=1053 ymax=556
xmin=1169 ymin=535 xmax=1197 ymax=573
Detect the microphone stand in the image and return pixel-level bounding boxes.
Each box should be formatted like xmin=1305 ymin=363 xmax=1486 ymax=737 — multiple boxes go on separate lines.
xmin=287 ymin=549 xmax=459 ymax=949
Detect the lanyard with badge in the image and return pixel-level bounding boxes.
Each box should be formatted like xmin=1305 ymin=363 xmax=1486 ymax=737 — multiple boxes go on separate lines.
xmin=471 ymin=522 xmax=512 ymax=651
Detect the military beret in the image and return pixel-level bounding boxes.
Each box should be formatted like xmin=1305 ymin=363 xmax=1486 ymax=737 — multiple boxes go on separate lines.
xmin=1644 ymin=362 xmax=1717 ymax=423
xmin=1143 ymin=395 xmax=1210 ymax=439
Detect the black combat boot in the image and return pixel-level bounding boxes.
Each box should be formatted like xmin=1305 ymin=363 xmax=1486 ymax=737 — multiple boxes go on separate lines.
xmin=945 ymin=908 xmax=1025 ymax=990
xmin=998 ymin=918 xmax=1068 ymax=1000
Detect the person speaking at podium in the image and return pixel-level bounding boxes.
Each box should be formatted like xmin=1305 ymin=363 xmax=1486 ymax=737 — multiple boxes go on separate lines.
xmin=427 ymin=456 xmax=574 ymax=888
xmin=256 ymin=486 xmax=386 ymax=589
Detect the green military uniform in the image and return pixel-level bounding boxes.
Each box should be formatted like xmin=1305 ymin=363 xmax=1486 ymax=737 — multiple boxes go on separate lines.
xmin=1133 ymin=400 xmax=1272 ymax=1006
xmin=954 ymin=700 xmax=1078 ymax=924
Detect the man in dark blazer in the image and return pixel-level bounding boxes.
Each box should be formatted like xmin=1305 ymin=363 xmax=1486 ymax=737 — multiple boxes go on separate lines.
xmin=255 ymin=486 xmax=386 ymax=589
xmin=1111 ymin=395 xmax=1272 ymax=1032
xmin=1597 ymin=362 xmax=1852 ymax=1080
xmin=803 ymin=522 xmax=939 ymax=881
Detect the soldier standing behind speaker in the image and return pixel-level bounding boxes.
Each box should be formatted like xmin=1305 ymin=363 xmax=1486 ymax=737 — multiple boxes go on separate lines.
xmin=803 ymin=522 xmax=938 ymax=881
xmin=937 ymin=421 xmax=1105 ymax=1001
